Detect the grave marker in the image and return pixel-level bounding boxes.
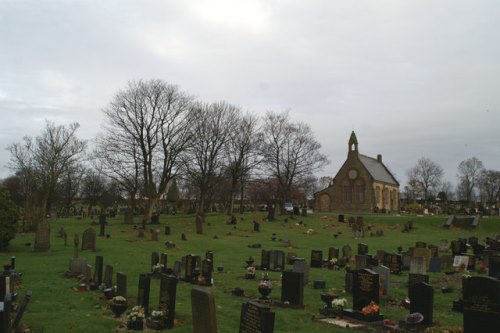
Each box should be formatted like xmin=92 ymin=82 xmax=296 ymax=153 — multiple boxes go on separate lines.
xmin=239 ymin=301 xmax=275 ymax=333
xmin=463 ymin=276 xmax=500 ymax=332
xmin=310 ymin=250 xmax=323 ymax=268
xmin=409 ymin=282 xmax=433 ymax=325
xmin=280 ymin=271 xmax=304 ymax=307
xmin=159 ymin=274 xmax=177 ymax=329
xmin=34 ymin=222 xmax=51 ymax=252
xmin=191 ymin=288 xmax=217 ymax=333
xmin=81 ymin=228 xmax=96 ymax=251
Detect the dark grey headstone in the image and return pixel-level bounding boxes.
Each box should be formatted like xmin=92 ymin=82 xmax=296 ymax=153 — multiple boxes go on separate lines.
xmin=104 ymin=264 xmax=113 ymax=288
xmin=409 ymin=282 xmax=433 ymax=325
xmin=116 ymin=272 xmax=127 ymax=297
xmin=280 ymin=271 xmax=304 ymax=307
xmin=160 ymin=274 xmax=177 ymax=329
xmin=260 ymin=250 xmax=270 ymax=270
xmin=342 ymin=244 xmax=352 ymax=261
xmin=191 ymin=287 xmax=217 ymax=333
xmin=463 ymin=276 xmax=500 ymax=332
xmin=352 ymin=269 xmax=379 ymax=311
xmin=408 ymin=273 xmax=429 ymax=290
xmin=428 ymin=257 xmax=441 ymax=273
xmin=239 ymin=301 xmax=275 ymax=333
xmin=310 ymin=250 xmax=323 ymax=268
xmin=489 ymin=255 xmax=500 ymax=279
xmin=137 ymin=273 xmax=151 ymax=316
xmin=328 ymin=247 xmax=340 ymax=260
xmin=99 ymin=214 xmax=106 ymax=237
xmin=357 ymin=243 xmax=368 ymax=255
xmin=94 ymin=256 xmax=104 ymax=286
xmin=292 ymin=259 xmax=309 ymax=285
xmin=372 ymin=265 xmax=390 ymax=296
xmin=389 ymin=253 xmax=403 ymax=274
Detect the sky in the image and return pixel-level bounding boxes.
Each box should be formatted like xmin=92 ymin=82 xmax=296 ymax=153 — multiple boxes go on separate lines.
xmin=1 ymin=0 xmax=499 ymax=189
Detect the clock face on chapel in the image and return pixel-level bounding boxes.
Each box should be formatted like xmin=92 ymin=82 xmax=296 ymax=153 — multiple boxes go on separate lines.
xmin=348 ymin=169 xmax=358 ymax=179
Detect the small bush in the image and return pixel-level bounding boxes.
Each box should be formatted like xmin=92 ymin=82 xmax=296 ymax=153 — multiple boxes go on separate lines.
xmin=0 ymin=187 xmax=19 ymax=250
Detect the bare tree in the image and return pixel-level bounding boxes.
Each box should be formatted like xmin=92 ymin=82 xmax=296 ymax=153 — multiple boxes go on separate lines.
xmin=224 ymin=112 xmax=262 ymax=214
xmin=479 ymin=169 xmax=500 ymax=204
xmin=261 ymin=111 xmax=329 ymax=214
xmin=8 ymin=121 xmax=86 ymax=230
xmin=456 ymin=157 xmax=484 ymax=204
xmin=406 ymin=157 xmax=443 ymax=204
xmin=81 ymin=170 xmax=108 ymax=216
xmin=99 ymin=79 xmax=193 ymax=227
xmin=55 ymin=163 xmax=85 ymax=217
xmin=183 ymin=101 xmax=239 ymax=233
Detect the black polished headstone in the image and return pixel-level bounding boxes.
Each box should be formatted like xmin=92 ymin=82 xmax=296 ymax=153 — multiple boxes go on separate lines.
xmin=160 ymin=274 xmax=177 ymax=329
xmin=239 ymin=301 xmax=275 ymax=333
xmin=137 ymin=273 xmax=151 ymax=316
xmin=280 ymin=271 xmax=304 ymax=307
xmin=409 ymin=282 xmax=433 ymax=325
xmin=463 ymin=276 xmax=500 ymax=333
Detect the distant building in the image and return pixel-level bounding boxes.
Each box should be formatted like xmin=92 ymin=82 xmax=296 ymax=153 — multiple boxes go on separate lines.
xmin=315 ymin=131 xmax=399 ymax=212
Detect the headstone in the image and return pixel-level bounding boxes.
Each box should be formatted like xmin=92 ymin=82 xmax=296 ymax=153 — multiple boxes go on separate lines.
xmin=344 ymin=270 xmax=354 ymax=294
xmin=191 ymin=287 xmax=217 ymax=333
xmin=81 ymin=228 xmax=96 ymax=251
xmin=104 ymin=264 xmax=113 ymax=288
xmin=453 ymin=255 xmax=469 ymax=269
xmin=151 ymin=252 xmax=160 ymax=272
xmin=280 ymin=271 xmax=304 ymax=307
xmin=260 ymin=250 xmax=270 ymax=270
xmin=201 ymin=259 xmax=213 ymax=286
xmin=253 ymin=221 xmax=260 ymax=232
xmin=239 ymin=301 xmax=275 ymax=333
xmin=408 ymin=273 xmax=429 ymax=290
xmin=410 ymin=256 xmax=426 ymax=275
xmin=286 ymin=252 xmax=298 ymax=265
xmin=428 ymin=245 xmax=438 ymax=257
xmin=0 ymin=293 xmax=12 ymax=332
xmin=463 ymin=276 xmax=500 ymax=332
xmin=428 ymin=257 xmax=441 ymax=273
xmin=160 ymin=253 xmax=168 ymax=274
xmin=34 ymin=222 xmax=51 ymax=251
xmin=357 ymin=243 xmax=368 ymax=255
xmin=413 ymin=248 xmax=431 ymax=271
xmin=440 ymin=255 xmax=453 ymax=272
xmin=355 ymin=255 xmax=367 ymax=270
xmin=94 ymin=256 xmax=104 ymax=286
xmin=415 ymin=241 xmax=426 ymax=248
xmin=389 ymin=254 xmax=403 ymax=275
xmin=310 ymin=250 xmax=323 ymax=268
xmin=328 ymin=247 xmax=340 ymax=261
xmin=409 ymin=282 xmax=434 ymax=325
xmin=372 ymin=265 xmax=390 ymax=296
xmin=342 ymin=244 xmax=352 ymax=261
xmin=99 ymin=214 xmax=106 ymax=237
xmin=352 ymin=269 xmax=380 ymax=311
xmin=151 ymin=229 xmax=159 ymax=241
xmin=10 ymin=290 xmax=32 ymax=332
xmin=439 ymin=239 xmax=449 ymax=253
xmin=184 ymin=254 xmax=196 ymax=282
xmin=159 ymin=274 xmax=177 ymax=329
xmin=173 ymin=261 xmax=181 ymax=278
xmin=376 ymin=250 xmax=386 ymax=265
xmin=451 ymin=239 xmax=463 ymax=256
xmin=151 ymin=213 xmax=159 ymax=225
xmin=292 ymin=259 xmax=309 ymax=285
xmin=137 ymin=273 xmax=151 ymax=316
xmin=488 ymin=255 xmax=500 ymax=279
xmin=164 ymin=225 xmax=171 ymax=235
xmin=116 ymin=272 xmax=127 ymax=297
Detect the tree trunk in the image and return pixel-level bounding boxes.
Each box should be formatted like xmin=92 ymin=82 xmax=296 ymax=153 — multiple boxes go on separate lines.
xmin=196 ymin=195 xmax=205 ymax=234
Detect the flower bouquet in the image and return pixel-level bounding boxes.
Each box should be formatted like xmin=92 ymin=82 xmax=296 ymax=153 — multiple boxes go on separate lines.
xmin=258 ymin=274 xmax=273 ymax=300
xmin=361 ymin=301 xmax=380 ymax=316
xmin=146 ymin=309 xmax=166 ymax=330
xmin=404 ymin=312 xmax=424 ymax=325
xmin=126 ymin=305 xmax=145 ymax=331
xmin=245 ymin=266 xmax=256 ymax=279
xmin=332 ymin=297 xmax=348 ymax=313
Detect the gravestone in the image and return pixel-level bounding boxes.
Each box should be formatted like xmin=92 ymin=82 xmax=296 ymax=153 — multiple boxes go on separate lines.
xmin=354 ymin=255 xmax=367 ymax=270
xmin=280 ymin=271 xmax=304 ymax=307
xmin=269 ymin=250 xmax=285 ymax=271
xmin=342 ymin=244 xmax=352 ymax=261
xmin=439 ymin=239 xmax=449 ymax=253
xmin=173 ymin=261 xmax=182 ymax=278
xmin=286 ymin=252 xmax=298 ymax=265
xmin=413 ymin=248 xmax=431 ymax=271
xmin=415 ymin=241 xmax=426 ymax=248
xmin=410 ymin=256 xmax=426 ymax=275
xmin=260 ymin=250 xmax=270 ymax=270
xmin=310 ymin=250 xmax=323 ymax=268
xmin=99 ymin=214 xmax=106 ymax=237
xmin=428 ymin=245 xmax=438 ymax=257
xmin=408 ymin=273 xmax=429 ymax=290
xmin=34 ymin=222 xmax=51 ymax=252
xmin=351 ymin=269 xmax=380 ymax=312
xmin=191 ymin=287 xmax=217 ymax=333
xmin=428 ymin=257 xmax=441 ymax=273
xmin=357 ymin=243 xmax=369 ymax=255
xmin=488 ymin=255 xmax=500 ymax=279
xmin=10 ymin=290 xmax=32 ymax=332
xmin=137 ymin=273 xmax=151 ymax=316
xmin=151 ymin=213 xmax=159 ymax=225
xmin=81 ymin=228 xmax=96 ymax=251
xmin=409 ymin=282 xmax=434 ymax=325
xmin=164 ymin=225 xmax=171 ymax=235
xmin=94 ymin=256 xmax=104 ymax=286
xmin=345 ymin=270 xmax=354 ymax=293
xmin=159 ymin=274 xmax=177 ymax=329
xmin=453 ymin=255 xmax=469 ymax=269
xmin=328 ymin=247 xmax=340 ymax=261
xmin=104 ymin=264 xmax=113 ymax=288
xmin=372 ymin=265 xmax=390 ymax=296
xmin=253 ymin=221 xmax=260 ymax=232
xmin=0 ymin=293 xmax=12 ymax=332
xmin=116 ymin=272 xmax=127 ymax=297
xmin=389 ymin=253 xmax=402 ymax=275
xmin=151 ymin=229 xmax=159 ymax=241
xmin=239 ymin=301 xmax=275 ymax=333
xmin=292 ymin=259 xmax=309 ymax=285
xmin=184 ymin=254 xmax=197 ymax=282
xmin=440 ymin=255 xmax=453 ymax=272
xmin=201 ymin=259 xmax=213 ymax=286
xmin=151 ymin=252 xmax=160 ymax=272
xmin=376 ymin=250 xmax=386 ymax=265
xmin=160 ymin=253 xmax=168 ymax=274
xmin=462 ymin=276 xmax=500 ymax=332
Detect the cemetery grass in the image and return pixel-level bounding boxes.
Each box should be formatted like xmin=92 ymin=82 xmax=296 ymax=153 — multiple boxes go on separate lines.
xmin=4 ymin=212 xmax=499 ymax=332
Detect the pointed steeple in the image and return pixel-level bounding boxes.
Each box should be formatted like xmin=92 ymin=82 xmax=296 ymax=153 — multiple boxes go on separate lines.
xmin=348 ymin=131 xmax=358 ymax=156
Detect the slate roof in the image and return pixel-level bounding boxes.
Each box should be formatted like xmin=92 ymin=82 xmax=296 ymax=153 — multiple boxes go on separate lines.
xmin=359 ymin=154 xmax=399 ymax=185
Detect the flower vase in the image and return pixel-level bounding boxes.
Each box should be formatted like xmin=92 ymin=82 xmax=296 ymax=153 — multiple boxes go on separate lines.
xmin=111 ymin=303 xmax=128 ymax=317
xmin=258 ymin=286 xmax=272 ymax=300
xmin=127 ymin=320 xmax=144 ymax=331
xmin=146 ymin=317 xmax=165 ymax=330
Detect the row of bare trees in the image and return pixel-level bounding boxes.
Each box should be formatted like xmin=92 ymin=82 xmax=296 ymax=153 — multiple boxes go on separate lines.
xmin=6 ymin=79 xmax=329 ymax=233
xmin=405 ymin=156 xmax=500 ymax=206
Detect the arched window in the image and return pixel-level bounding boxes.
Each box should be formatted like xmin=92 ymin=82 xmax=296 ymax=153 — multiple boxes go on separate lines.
xmin=355 ymin=180 xmax=365 ymax=203
xmin=375 ymin=186 xmax=381 ymax=205
xmin=343 ymin=180 xmax=352 ymax=203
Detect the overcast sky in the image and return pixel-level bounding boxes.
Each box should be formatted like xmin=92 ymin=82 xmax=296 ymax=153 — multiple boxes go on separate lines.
xmin=1 ymin=0 xmax=499 ymax=189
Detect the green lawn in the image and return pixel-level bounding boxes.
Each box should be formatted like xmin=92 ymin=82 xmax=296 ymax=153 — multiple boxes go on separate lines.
xmin=3 ymin=212 xmax=499 ymax=332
